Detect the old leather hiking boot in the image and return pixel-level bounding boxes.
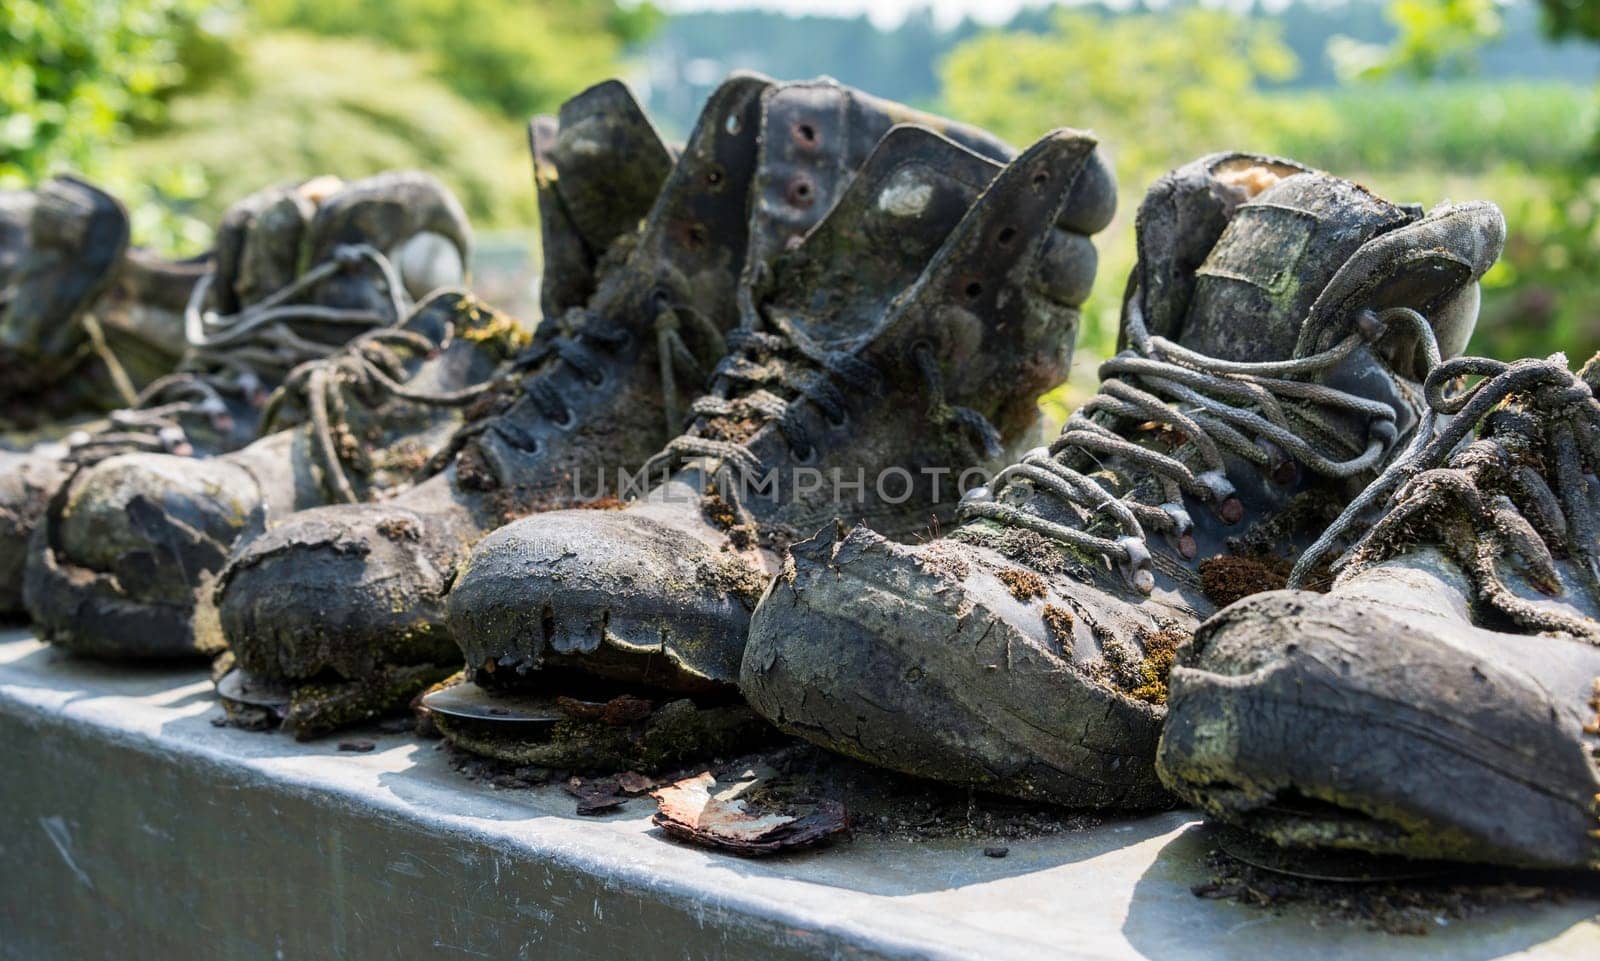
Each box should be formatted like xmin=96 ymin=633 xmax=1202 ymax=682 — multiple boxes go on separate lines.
xmin=26 ymin=290 xmax=521 ymax=659
xmin=740 ymin=153 xmax=1507 ymax=809
xmin=0 ymin=171 xmax=471 ymax=615
xmin=432 ymin=126 xmax=1111 ymax=772
xmin=532 ymin=79 xmax=675 ymax=321
xmin=0 ymin=176 xmax=199 ymax=432
xmin=211 ymin=75 xmax=1017 ymax=739
xmin=1158 ymin=352 xmax=1600 ymax=871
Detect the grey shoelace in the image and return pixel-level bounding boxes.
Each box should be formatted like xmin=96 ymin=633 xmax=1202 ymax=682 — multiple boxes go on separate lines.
xmin=262 ymin=314 xmax=496 ymax=504
xmin=1295 ymin=354 xmax=1600 ymax=642
xmin=959 ymin=297 xmax=1437 ymax=593
xmin=442 ymin=288 xmax=725 ymax=477
xmin=66 ymin=244 xmax=404 ymax=466
xmin=657 ymin=320 xmax=879 ymax=480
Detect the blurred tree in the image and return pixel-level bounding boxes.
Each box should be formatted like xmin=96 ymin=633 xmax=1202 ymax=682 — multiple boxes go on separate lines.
xmin=249 ymin=0 xmax=661 ymax=118
xmin=1543 ymin=0 xmax=1600 ymax=41
xmin=1329 ymin=0 xmax=1502 ymax=79
xmin=1355 ymin=0 xmax=1600 ymax=363
xmin=0 ymin=0 xmax=232 ymax=186
xmin=940 ymin=8 xmax=1298 ymax=179
xmin=121 ymin=34 xmax=537 ymax=237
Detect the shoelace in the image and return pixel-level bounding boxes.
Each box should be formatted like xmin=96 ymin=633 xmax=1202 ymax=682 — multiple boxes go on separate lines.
xmin=66 ymin=244 xmax=404 ymax=467
xmin=959 ymin=297 xmax=1437 ymax=594
xmin=1294 ymin=355 xmax=1600 ymax=644
xmin=651 ymin=299 xmax=1000 ymax=489
xmin=656 ymin=322 xmax=878 ymax=480
xmin=448 ymin=287 xmax=724 ymax=465
xmin=260 ymin=318 xmax=496 ymax=504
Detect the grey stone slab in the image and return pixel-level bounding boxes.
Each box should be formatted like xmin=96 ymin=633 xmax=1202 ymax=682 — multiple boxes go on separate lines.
xmin=0 ymin=630 xmax=1595 ymax=961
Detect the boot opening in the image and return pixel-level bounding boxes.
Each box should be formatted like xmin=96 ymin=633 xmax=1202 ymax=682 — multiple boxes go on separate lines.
xmin=1212 ymin=158 xmax=1304 ymax=199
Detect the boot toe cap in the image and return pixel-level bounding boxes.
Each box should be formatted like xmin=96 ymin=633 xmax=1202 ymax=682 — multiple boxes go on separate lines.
xmin=1159 ymin=588 xmax=1600 ymax=869
xmin=447 ymin=508 xmax=762 ymax=692
xmin=741 ymin=525 xmax=1169 ymax=807
xmin=0 ymin=450 xmax=68 ymax=612
xmin=216 ymin=502 xmax=457 ymax=681
xmin=24 ymin=453 xmax=259 ymax=655
xmin=53 ymin=453 xmax=260 ymax=589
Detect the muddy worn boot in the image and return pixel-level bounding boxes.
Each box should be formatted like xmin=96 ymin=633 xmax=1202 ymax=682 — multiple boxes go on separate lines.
xmin=212 ymin=75 xmax=1017 ymax=738
xmin=1158 ymin=352 xmax=1600 ymax=870
xmin=0 ymin=175 xmax=165 ymax=430
xmin=533 ymin=80 xmax=675 ymax=320
xmin=0 ymin=189 xmax=36 ymax=311
xmin=25 ymin=290 xmax=522 ymax=658
xmin=432 ymin=125 xmax=1109 ymax=768
xmin=740 ymin=154 xmax=1507 ymax=808
xmin=0 ymin=246 xmax=209 ymax=454
xmin=0 ymin=172 xmax=471 ymax=614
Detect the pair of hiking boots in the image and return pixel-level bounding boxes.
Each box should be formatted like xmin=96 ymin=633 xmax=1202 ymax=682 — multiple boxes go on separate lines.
xmin=0 ymin=167 xmax=505 ymax=639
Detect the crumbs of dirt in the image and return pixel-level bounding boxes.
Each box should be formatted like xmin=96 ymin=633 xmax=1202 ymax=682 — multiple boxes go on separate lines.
xmin=447 ymin=738 xmax=1107 ymax=843
xmin=454 ymin=443 xmax=498 ymax=492
xmin=1192 ymin=847 xmax=1588 ymax=936
xmin=735 ymin=744 xmax=1106 ymax=843
xmin=702 ymin=484 xmax=757 ymax=550
xmin=376 ymin=516 xmax=420 ymax=542
xmin=1041 ymin=604 xmax=1075 ymax=654
xmin=1199 ymin=554 xmax=1293 ymax=608
xmin=997 ymin=566 xmax=1047 ymax=601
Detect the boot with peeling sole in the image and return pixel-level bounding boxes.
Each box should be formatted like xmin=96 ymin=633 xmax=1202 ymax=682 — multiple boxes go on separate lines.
xmin=26 ymin=290 xmax=523 ymax=660
xmin=1158 ymin=351 xmax=1600 ymax=871
xmin=740 ymin=153 xmax=1506 ymax=808
xmin=434 ymin=124 xmax=1112 ymax=767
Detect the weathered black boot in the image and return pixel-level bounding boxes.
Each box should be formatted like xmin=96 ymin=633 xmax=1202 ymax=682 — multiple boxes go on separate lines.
xmin=740 ymin=154 xmax=1506 ymax=808
xmin=0 ymin=172 xmax=471 ymax=614
xmin=1158 ymin=352 xmax=1600 ymax=870
xmin=0 ymin=188 xmax=33 ymax=296
xmin=431 ymin=125 xmax=1111 ymax=768
xmin=0 ymin=175 xmax=185 ymax=431
xmin=533 ymin=80 xmax=676 ymax=320
xmin=211 ymin=75 xmax=1017 ymax=738
xmin=25 ymin=290 xmax=523 ymax=658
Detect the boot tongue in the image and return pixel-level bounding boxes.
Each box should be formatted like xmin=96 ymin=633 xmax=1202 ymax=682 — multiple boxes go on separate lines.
xmin=762 ymin=126 xmax=999 ymax=348
xmin=1178 ymin=173 xmax=1411 ymax=362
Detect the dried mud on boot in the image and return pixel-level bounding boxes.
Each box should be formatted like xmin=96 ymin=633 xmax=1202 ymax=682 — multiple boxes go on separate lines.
xmin=419 ymin=676 xmax=779 ymax=774
xmin=216 ymin=661 xmax=457 ymax=740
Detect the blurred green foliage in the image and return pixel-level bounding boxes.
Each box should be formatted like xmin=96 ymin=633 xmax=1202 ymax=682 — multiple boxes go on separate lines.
xmin=0 ymin=0 xmax=230 ymax=184
xmin=249 ymin=0 xmax=658 ymax=119
xmin=119 ymin=33 xmax=537 ymax=247
xmin=1329 ymin=0 xmax=1503 ymax=79
xmin=942 ymin=10 xmax=1299 ymax=180
xmin=4 ymin=0 xmax=647 ymax=254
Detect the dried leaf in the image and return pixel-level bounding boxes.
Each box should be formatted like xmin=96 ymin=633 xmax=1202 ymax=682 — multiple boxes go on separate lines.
xmin=651 ymin=770 xmax=847 ymax=856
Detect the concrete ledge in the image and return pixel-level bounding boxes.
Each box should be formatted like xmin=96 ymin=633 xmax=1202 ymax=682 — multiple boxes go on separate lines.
xmin=1 ymin=630 xmax=1597 ymax=961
